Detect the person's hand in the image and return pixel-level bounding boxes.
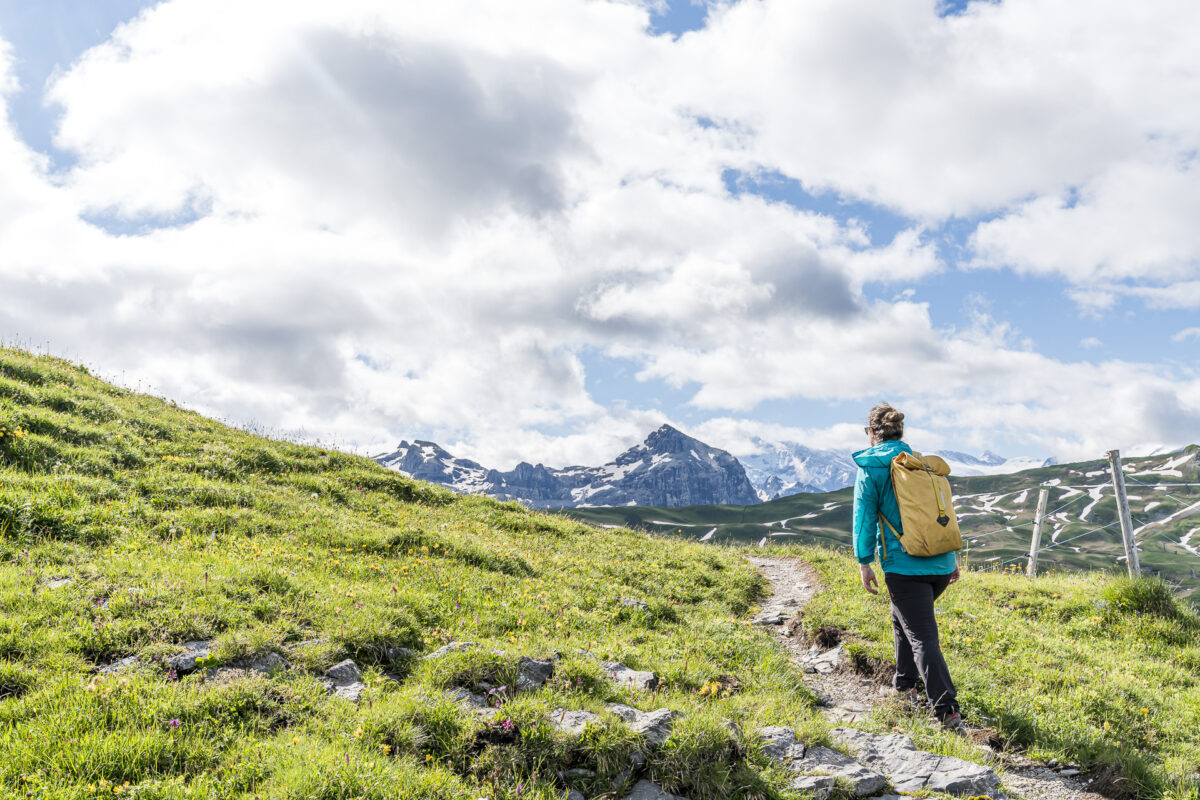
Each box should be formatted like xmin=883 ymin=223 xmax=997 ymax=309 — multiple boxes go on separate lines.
xmin=948 ymin=566 xmax=960 ymax=585
xmin=860 ymin=564 xmax=879 ymax=595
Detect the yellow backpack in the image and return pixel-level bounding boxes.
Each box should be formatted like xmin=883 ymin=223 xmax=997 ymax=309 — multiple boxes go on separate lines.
xmin=878 ymin=451 xmax=962 ymax=558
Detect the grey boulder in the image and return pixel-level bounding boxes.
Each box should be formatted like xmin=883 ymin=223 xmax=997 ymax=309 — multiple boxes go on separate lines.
xmin=322 ymin=659 xmax=366 ymax=702
xmin=516 ymin=656 xmax=555 ymax=691
xmin=549 ymin=708 xmax=600 ymax=737
xmin=793 ymin=746 xmax=888 ymax=797
xmin=601 ymin=661 xmax=658 ymax=691
xmin=622 ymin=779 xmax=690 ymax=800
xmin=833 ymin=727 xmax=1003 ymax=796
xmin=758 ymin=726 xmax=806 ymax=764
xmin=606 ymin=703 xmax=677 ymax=746
xmin=164 ymin=641 xmax=211 ymax=674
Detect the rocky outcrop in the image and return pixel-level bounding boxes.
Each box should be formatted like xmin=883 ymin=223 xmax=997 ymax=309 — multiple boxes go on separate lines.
xmin=833 ymin=727 xmax=1003 ymax=796
xmin=374 ymin=425 xmax=759 ymax=508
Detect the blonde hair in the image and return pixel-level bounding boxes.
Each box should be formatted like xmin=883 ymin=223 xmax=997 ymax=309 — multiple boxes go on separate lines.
xmin=868 ymin=403 xmax=905 ymax=441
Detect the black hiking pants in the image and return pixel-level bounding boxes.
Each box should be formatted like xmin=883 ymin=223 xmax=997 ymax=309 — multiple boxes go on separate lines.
xmin=883 ymin=572 xmax=959 ymax=719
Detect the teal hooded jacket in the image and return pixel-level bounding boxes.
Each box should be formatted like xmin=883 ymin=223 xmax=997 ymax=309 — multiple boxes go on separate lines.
xmin=852 ymin=439 xmax=957 ymax=575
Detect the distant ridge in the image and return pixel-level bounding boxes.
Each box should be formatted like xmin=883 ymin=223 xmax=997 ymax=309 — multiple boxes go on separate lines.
xmin=374 ymin=425 xmax=759 ymax=509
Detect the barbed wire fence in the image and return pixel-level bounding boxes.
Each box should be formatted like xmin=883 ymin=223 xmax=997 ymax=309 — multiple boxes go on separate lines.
xmin=963 ymin=450 xmax=1200 ymax=582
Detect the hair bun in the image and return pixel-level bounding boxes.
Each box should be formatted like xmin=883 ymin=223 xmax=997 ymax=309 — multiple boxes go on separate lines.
xmin=884 ymin=410 xmax=904 ymax=424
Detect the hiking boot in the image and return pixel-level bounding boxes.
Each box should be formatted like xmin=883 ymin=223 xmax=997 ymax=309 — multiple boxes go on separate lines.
xmin=939 ymin=712 xmax=965 ymax=732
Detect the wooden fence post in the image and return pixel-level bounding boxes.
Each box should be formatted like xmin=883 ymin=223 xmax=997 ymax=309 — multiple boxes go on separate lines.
xmin=1107 ymin=449 xmax=1141 ymax=577
xmin=1027 ymin=487 xmax=1050 ymax=578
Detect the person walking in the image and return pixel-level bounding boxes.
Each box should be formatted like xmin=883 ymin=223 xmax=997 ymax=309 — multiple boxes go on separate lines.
xmin=852 ymin=403 xmax=963 ymax=729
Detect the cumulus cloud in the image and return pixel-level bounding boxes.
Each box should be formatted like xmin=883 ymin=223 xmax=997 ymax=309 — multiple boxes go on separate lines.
xmin=0 ymin=0 xmax=1198 ymax=470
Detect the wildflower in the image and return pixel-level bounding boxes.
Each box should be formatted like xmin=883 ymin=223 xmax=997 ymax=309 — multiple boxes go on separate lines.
xmin=168 ymin=718 xmax=181 ymax=729
xmin=380 ymin=744 xmax=392 ymax=754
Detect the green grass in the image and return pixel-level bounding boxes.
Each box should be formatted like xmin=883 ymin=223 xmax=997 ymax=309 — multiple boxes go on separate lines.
xmin=774 ymin=543 xmax=1200 ymax=800
xmin=3 ymin=346 xmax=1198 ymax=799
xmin=0 ymin=348 xmax=825 ymax=799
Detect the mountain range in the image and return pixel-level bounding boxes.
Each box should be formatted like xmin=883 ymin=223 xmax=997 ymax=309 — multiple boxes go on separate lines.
xmin=375 ymin=425 xmax=759 ymax=509
xmin=376 ymin=426 xmax=1053 ymax=508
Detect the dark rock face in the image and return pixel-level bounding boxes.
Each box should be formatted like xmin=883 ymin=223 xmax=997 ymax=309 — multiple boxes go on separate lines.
xmin=373 ymin=425 xmax=759 ymax=509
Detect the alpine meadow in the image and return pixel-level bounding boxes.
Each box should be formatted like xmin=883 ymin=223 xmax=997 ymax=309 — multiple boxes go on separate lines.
xmin=2 ymin=347 xmax=1199 ymax=800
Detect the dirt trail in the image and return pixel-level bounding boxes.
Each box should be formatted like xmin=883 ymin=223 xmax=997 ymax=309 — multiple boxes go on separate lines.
xmin=747 ymin=556 xmax=1110 ymax=800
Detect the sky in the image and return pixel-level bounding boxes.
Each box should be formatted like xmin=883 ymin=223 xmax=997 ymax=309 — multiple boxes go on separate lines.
xmin=0 ymin=0 xmax=1197 ymax=470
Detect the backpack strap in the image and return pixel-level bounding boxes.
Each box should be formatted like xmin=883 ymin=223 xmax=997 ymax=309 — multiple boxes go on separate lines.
xmin=877 ymin=513 xmax=902 ymax=559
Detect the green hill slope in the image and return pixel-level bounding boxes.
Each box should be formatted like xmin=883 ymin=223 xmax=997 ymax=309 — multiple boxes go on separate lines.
xmin=2 ymin=347 xmax=1198 ymax=800
xmin=564 ymin=449 xmax=1200 ymax=597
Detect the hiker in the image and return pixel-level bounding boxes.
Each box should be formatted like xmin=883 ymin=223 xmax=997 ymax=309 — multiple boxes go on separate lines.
xmin=852 ymin=403 xmax=963 ymax=729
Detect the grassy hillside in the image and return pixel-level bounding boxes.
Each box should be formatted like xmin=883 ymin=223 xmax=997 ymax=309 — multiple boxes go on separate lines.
xmin=0 ymin=348 xmax=818 ymax=800
xmin=565 ymin=449 xmax=1200 ymax=597
xmin=2 ymin=346 xmax=1198 ymax=800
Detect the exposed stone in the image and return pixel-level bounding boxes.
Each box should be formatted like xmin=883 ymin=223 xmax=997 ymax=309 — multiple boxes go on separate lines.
xmin=549 ymin=708 xmax=600 ymax=737
xmin=757 ymin=726 xmax=806 ymax=764
xmin=833 ymin=727 xmax=1002 ymax=797
xmin=332 ymin=682 xmax=365 ymax=701
xmin=516 ymin=656 xmax=555 ymax=691
xmin=324 ymin=659 xmax=362 ymax=684
xmin=45 ymin=578 xmax=73 ymax=589
xmin=98 ymin=656 xmax=140 ymax=675
xmin=164 ymin=641 xmax=211 ymax=674
xmin=606 ymin=704 xmax=677 ymax=746
xmin=753 ymin=611 xmax=789 ymax=626
xmin=790 ymin=774 xmax=837 ymax=799
xmin=559 ymin=768 xmax=596 ymax=781
xmin=602 ymin=661 xmax=658 ymax=691
xmin=793 ymin=745 xmax=888 ymax=797
xmin=566 ymin=791 xmax=586 ymax=800
xmin=425 ymin=642 xmax=479 ymax=660
xmin=446 ymin=687 xmax=488 ymax=708
xmin=322 ymin=659 xmax=366 ymax=702
xmin=622 ymin=779 xmax=690 ymax=800
xmin=620 ymin=597 xmax=650 ymax=611
xmin=384 ymin=645 xmax=420 ymax=661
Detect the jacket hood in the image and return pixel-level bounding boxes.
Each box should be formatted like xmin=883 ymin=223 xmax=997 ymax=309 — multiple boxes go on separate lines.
xmin=852 ymin=439 xmax=911 ymax=468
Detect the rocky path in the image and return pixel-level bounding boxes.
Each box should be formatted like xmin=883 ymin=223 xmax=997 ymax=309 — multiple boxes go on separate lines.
xmin=747 ymin=556 xmax=1110 ymax=800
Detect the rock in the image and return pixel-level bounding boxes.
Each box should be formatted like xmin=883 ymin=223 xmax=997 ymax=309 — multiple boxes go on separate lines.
xmin=1059 ymin=769 xmax=1081 ymax=777
xmin=322 ymin=659 xmax=366 ymax=702
xmin=602 ymin=661 xmax=658 ymax=691
xmin=622 ymin=779 xmax=690 ymax=800
xmin=425 ymin=642 xmax=479 ymax=660
xmin=606 ymin=704 xmax=677 ymax=746
xmin=98 ymin=656 xmax=140 ymax=675
xmin=566 ymin=791 xmax=586 ymax=800
xmin=790 ymin=775 xmax=837 ymax=799
xmin=446 ymin=688 xmax=501 ymax=720
xmin=164 ymin=641 xmax=211 ymax=674
xmin=332 ymin=682 xmax=365 ymax=701
xmin=45 ymin=578 xmax=73 ymax=589
xmin=244 ymin=652 xmax=288 ymax=674
xmin=549 ymin=708 xmax=600 ymax=737
xmin=384 ymin=645 xmax=420 ymax=661
xmin=446 ymin=687 xmax=488 ymax=708
xmin=325 ymin=659 xmax=361 ymax=684
xmin=753 ymin=611 xmax=788 ymax=626
xmin=620 ymin=597 xmax=650 ymax=611
xmin=559 ymin=768 xmax=596 ymax=781
xmin=516 ymin=656 xmax=555 ymax=690
xmin=758 ymin=726 xmax=806 ymax=764
xmin=833 ymin=727 xmax=1002 ymax=796
xmin=793 ymin=745 xmax=888 ymax=797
